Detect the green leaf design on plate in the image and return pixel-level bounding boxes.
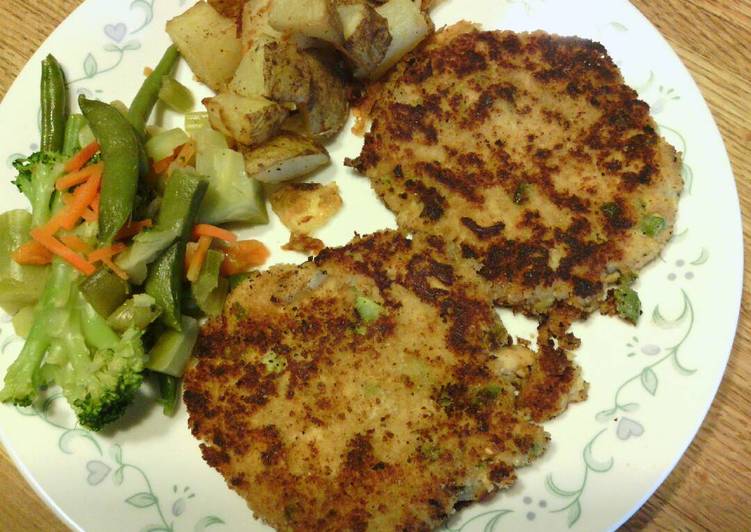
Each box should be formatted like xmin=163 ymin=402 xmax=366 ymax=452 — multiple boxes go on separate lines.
xmin=690 ymin=248 xmax=709 ymax=266
xmin=545 ymin=475 xmax=579 ymax=497
xmin=141 ymin=525 xmax=171 ymax=532
xmin=126 ymin=492 xmax=158 ymax=508
xmin=583 ymin=436 xmax=614 ymax=473
xmin=122 ymin=40 xmax=142 ymax=51
xmin=547 ymin=429 xmax=612 ymax=527
xmin=110 ymin=443 xmax=124 ymax=465
xmin=83 ymin=53 xmax=98 ymax=78
xmin=640 ymin=367 xmax=658 ymax=395
xmin=113 ymin=466 xmax=125 ymax=486
xmin=194 ymin=515 xmax=225 ymax=531
xmin=567 ymin=500 xmax=582 ymax=527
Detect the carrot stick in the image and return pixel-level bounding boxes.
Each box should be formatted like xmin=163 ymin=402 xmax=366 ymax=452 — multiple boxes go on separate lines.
xmin=30 ymin=228 xmax=95 ymax=275
xmin=184 ymin=241 xmax=197 ymax=274
xmin=221 ymin=239 xmax=270 ymax=276
xmin=64 ymin=141 xmax=100 ymax=173
xmin=186 ymin=236 xmax=212 ymax=282
xmin=152 ymin=153 xmax=177 ymax=175
xmin=88 ymin=242 xmax=127 ymax=262
xmin=173 ymin=141 xmax=196 ymax=169
xmin=91 ymin=194 xmax=99 ymax=217
xmin=192 ymin=224 xmax=237 ymax=242
xmin=12 ymin=240 xmax=53 ymax=265
xmin=101 ymin=257 xmax=128 ymax=280
xmin=59 ymin=234 xmax=90 ymax=253
xmin=55 ymin=162 xmax=103 ymax=191
xmin=115 ymin=219 xmax=153 ymax=240
xmin=81 ymin=207 xmax=97 ymax=222
xmin=44 ymin=170 xmax=101 ymax=232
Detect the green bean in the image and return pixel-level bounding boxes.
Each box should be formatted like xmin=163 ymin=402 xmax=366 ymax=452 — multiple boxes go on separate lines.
xmin=127 ymin=46 xmax=180 ymax=136
xmin=40 ymin=55 xmax=67 ymax=153
xmin=155 ymin=373 xmax=180 ymax=416
xmin=62 ymin=114 xmax=86 ymax=156
xmin=79 ymin=96 xmax=142 ymax=244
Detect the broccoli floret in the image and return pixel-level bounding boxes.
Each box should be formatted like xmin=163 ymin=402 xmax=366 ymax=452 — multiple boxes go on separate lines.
xmin=61 ymin=328 xmax=145 ymax=431
xmin=11 ymin=151 xmax=65 ymax=226
xmin=0 ymin=261 xmax=147 ymax=431
xmin=0 ymin=261 xmax=75 ymax=406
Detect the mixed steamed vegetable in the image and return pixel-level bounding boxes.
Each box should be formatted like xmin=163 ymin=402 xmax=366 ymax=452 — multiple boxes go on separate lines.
xmin=0 ymin=0 xmax=437 ymax=431
xmin=0 ymin=48 xmax=270 ymax=430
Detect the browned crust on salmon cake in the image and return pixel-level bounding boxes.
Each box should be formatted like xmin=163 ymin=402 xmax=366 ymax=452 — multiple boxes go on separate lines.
xmin=349 ymin=25 xmax=683 ymax=317
xmin=184 ymin=230 xmax=585 ymax=531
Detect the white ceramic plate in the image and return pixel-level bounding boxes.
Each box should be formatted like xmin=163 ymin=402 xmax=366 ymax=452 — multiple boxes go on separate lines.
xmin=0 ymin=0 xmax=742 ymax=531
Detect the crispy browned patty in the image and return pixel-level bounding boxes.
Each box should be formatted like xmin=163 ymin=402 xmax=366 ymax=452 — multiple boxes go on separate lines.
xmin=350 ymin=25 xmax=683 ymax=317
xmin=184 ymin=230 xmax=585 ymax=531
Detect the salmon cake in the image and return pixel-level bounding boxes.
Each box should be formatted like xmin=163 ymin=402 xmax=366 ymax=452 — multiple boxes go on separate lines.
xmin=349 ymin=25 xmax=683 ymax=318
xmin=184 ymin=230 xmax=585 ymax=531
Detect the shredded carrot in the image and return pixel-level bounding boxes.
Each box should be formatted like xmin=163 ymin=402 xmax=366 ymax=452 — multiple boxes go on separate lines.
xmin=81 ymin=207 xmax=97 ymax=222
xmin=30 ymin=228 xmax=95 ymax=275
xmin=186 ymin=236 xmax=212 ymax=282
xmin=169 ymin=141 xmax=196 ymax=175
xmin=91 ymin=194 xmax=100 ymax=217
xmin=55 ymin=162 xmax=103 ymax=191
xmin=64 ymin=141 xmax=100 ymax=173
xmin=12 ymin=240 xmax=53 ymax=265
xmin=59 ymin=234 xmax=90 ymax=253
xmin=221 ymin=239 xmax=270 ymax=276
xmin=88 ymin=243 xmax=127 ymax=263
xmin=143 ymin=66 xmax=154 ymax=76
xmin=184 ymin=241 xmax=198 ymax=274
xmin=192 ymin=224 xmax=237 ymax=242
xmin=152 ymin=153 xmax=177 ymax=175
xmin=102 ymin=257 xmax=128 ymax=280
xmin=115 ymin=219 xmax=153 ymax=240
xmin=44 ymin=170 xmax=101 ymax=233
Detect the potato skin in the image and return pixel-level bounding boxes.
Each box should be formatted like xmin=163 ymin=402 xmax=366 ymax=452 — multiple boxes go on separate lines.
xmin=300 ymin=50 xmax=351 ymax=140
xmin=230 ymin=37 xmax=312 ymax=105
xmin=203 ymin=93 xmax=288 ymax=146
xmin=241 ymin=132 xmax=330 ymax=184
xmin=338 ymin=3 xmax=392 ymax=78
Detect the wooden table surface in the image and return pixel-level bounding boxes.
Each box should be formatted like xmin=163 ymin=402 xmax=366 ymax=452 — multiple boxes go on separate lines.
xmin=0 ymin=1 xmax=748 ymax=530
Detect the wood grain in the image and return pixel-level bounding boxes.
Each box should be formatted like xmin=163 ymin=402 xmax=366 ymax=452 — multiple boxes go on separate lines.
xmin=0 ymin=1 xmax=748 ymax=531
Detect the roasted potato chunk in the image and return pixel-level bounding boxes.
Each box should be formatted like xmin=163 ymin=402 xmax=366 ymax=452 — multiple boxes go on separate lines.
xmin=241 ymin=132 xmax=330 ymax=183
xmin=230 ymin=36 xmax=312 ymax=105
xmin=300 ymin=51 xmax=350 ymax=139
xmin=241 ymin=0 xmax=282 ymax=52
xmin=269 ymin=182 xmax=343 ymax=234
xmin=208 ymin=0 xmax=245 ymax=19
xmin=204 ymin=93 xmax=288 ymax=146
xmin=269 ymin=0 xmax=344 ymax=46
xmin=371 ymin=0 xmax=432 ymax=79
xmin=337 ymin=3 xmax=391 ymax=77
xmin=166 ymin=2 xmax=243 ymax=91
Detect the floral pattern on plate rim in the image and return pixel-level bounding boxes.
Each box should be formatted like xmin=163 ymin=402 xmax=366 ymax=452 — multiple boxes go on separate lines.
xmin=0 ymin=0 xmax=718 ymax=530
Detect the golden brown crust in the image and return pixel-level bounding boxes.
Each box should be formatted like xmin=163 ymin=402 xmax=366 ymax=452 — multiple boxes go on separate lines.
xmin=350 ymin=27 xmax=683 ymax=316
xmin=184 ymin=230 xmax=584 ymax=531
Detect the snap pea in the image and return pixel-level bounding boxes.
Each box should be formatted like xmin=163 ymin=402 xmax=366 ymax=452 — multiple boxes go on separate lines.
xmin=40 ymin=55 xmax=67 ymax=153
xmin=145 ymin=242 xmax=185 ymax=330
xmin=79 ymin=96 xmax=142 ymax=244
xmin=79 ymin=268 xmax=131 ymax=318
xmin=62 ymin=114 xmax=86 ymax=156
xmin=128 ymin=45 xmax=180 ymax=136
xmin=107 ymin=294 xmax=162 ymax=333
